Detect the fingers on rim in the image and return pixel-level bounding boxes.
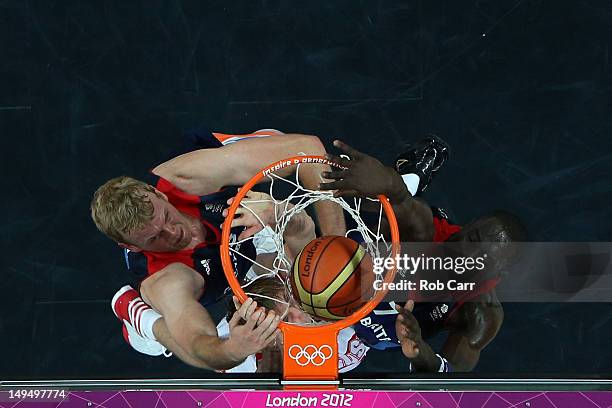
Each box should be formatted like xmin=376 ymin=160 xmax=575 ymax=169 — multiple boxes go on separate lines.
xmin=229 ymin=310 xmax=241 ymax=326
xmin=262 ymin=314 xmax=281 ymax=337
xmin=253 ymin=312 xmax=277 ymax=337
xmin=324 ymin=153 xmax=351 ymax=169
xmin=256 ymin=309 xmax=267 ymax=325
xmin=244 ymin=300 xmax=258 ymax=318
xmin=238 ymin=297 xmax=251 ymax=311
xmin=232 ymin=296 xmax=242 ymax=310
xmin=246 ymin=309 xmax=263 ymax=329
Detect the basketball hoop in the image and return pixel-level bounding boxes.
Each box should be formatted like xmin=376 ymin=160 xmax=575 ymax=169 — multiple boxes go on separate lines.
xmin=221 ymin=155 xmax=400 ymax=381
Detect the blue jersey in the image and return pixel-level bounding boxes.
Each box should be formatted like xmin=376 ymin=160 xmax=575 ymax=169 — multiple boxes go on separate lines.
xmin=354 ymin=301 xmax=457 ymax=350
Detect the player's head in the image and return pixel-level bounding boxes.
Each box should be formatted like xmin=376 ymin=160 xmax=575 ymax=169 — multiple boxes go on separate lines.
xmin=449 ymin=210 xmax=527 ymax=244
xmin=226 ymin=277 xmax=311 ymax=324
xmin=90 ymin=176 xmax=193 ymax=252
xmin=446 ymin=210 xmax=527 ymax=274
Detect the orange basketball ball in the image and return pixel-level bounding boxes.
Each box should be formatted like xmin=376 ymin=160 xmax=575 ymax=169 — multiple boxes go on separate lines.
xmin=290 ymin=236 xmax=375 ymax=320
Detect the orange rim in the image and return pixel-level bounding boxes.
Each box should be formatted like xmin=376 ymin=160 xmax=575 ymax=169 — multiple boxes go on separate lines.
xmin=220 ymin=155 xmax=401 ymax=334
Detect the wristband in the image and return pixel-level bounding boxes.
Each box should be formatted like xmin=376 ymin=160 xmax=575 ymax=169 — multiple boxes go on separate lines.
xmin=408 ymin=354 xmax=452 ymax=373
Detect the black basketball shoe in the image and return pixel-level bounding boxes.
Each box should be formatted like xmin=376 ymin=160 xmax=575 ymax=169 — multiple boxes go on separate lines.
xmin=394 ymin=135 xmax=450 ymax=195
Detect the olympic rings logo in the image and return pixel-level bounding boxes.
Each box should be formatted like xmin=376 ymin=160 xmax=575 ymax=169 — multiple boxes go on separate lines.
xmin=287 ymin=344 xmax=334 ymax=366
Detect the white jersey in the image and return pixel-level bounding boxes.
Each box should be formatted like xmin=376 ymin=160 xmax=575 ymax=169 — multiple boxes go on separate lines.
xmin=216 ymin=318 xmax=370 ymax=373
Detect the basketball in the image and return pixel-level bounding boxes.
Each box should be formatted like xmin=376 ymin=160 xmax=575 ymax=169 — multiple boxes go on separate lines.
xmin=290 ymin=235 xmax=375 ymax=320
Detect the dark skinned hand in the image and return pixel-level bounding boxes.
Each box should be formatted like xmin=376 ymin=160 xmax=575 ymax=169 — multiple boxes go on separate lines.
xmin=319 ymin=140 xmax=405 ymax=201
xmin=395 ymin=300 xmax=423 ymax=359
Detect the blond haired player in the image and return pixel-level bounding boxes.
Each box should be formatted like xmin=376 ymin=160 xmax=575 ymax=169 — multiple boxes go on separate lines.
xmin=91 ymin=129 xmax=345 ymax=371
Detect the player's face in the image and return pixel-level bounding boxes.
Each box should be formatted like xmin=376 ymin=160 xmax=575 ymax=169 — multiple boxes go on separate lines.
xmin=447 ymin=217 xmax=517 ymax=274
xmin=121 ymin=192 xmax=194 ymax=252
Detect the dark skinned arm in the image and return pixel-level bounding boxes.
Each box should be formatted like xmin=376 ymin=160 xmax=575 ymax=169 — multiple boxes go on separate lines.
xmin=441 ymin=291 xmax=504 ymax=372
xmin=319 ymin=140 xmax=433 ymax=242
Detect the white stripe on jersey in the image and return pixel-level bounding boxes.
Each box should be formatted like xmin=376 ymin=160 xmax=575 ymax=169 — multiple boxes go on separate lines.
xmin=371 ymin=301 xmax=399 ymax=315
xmin=221 ymin=135 xmax=274 ymax=145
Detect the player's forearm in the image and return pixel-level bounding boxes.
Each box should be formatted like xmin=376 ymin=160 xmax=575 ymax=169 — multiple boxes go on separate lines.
xmin=312 ymin=200 xmax=346 ymax=236
xmin=299 ymin=166 xmax=346 ymax=235
xmin=300 ymin=169 xmax=346 ymax=236
xmin=192 ymin=335 xmax=248 ymax=370
xmin=284 ymin=208 xmax=315 ymax=240
xmin=391 ymin=196 xmax=434 ymax=242
xmin=151 ymin=318 xmax=215 ymax=370
xmin=380 ymin=166 xmax=412 ymax=204
xmin=282 ymin=204 xmax=316 ymax=258
xmin=289 ymin=136 xmax=346 ymax=236
xmin=370 ymin=167 xmax=433 ymax=241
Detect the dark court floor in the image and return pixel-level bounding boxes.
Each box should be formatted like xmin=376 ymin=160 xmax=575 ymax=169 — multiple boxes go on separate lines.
xmin=2 ymin=0 xmax=611 ymax=379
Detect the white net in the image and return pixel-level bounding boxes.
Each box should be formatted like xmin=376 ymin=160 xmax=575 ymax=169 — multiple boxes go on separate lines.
xmin=226 ymin=160 xmax=393 ymax=324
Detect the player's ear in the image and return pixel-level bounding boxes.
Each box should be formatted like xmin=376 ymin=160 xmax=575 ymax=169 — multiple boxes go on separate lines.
xmin=118 ymin=242 xmax=143 ymax=253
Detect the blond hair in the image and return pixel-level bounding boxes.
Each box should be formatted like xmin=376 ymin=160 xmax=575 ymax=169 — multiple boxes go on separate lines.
xmin=90 ymin=176 xmax=158 ymax=243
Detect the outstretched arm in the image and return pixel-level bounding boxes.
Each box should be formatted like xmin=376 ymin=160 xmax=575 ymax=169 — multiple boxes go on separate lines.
xmin=140 ymin=262 xmax=280 ymax=370
xmin=319 ymin=140 xmax=434 ymax=242
xmin=153 ymin=133 xmax=345 ymax=236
